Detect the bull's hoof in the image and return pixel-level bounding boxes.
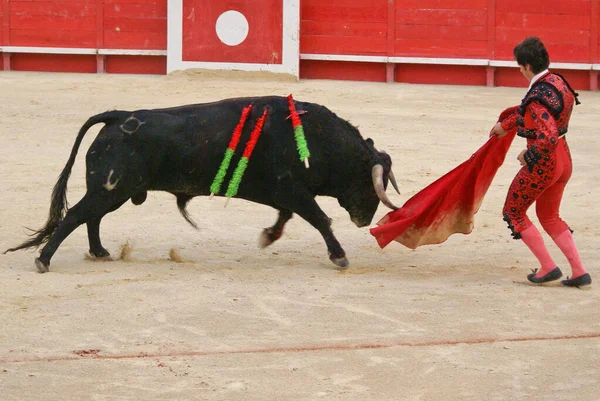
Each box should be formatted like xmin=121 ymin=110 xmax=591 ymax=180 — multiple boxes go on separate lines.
xmin=35 ymin=258 xmax=49 ymax=274
xmin=259 ymin=228 xmax=281 ymax=249
xmin=330 ymin=256 xmax=349 ymax=270
xmin=88 ymin=248 xmax=112 ymax=261
xmin=87 ymin=254 xmax=114 ymax=262
xmin=259 ymin=229 xmax=272 ymax=248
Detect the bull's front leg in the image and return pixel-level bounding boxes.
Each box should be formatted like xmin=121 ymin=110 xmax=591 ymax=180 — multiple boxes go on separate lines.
xmin=301 ymin=206 xmax=347 ymax=268
xmin=272 ymin=183 xmax=348 ymax=269
xmin=319 ymin=217 xmax=348 ymax=269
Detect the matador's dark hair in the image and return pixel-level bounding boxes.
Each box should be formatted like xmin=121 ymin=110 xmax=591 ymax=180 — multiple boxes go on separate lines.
xmin=513 ymin=36 xmax=550 ymax=74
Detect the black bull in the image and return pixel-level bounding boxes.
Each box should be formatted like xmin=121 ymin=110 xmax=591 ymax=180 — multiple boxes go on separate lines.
xmin=5 ymin=96 xmax=400 ymax=273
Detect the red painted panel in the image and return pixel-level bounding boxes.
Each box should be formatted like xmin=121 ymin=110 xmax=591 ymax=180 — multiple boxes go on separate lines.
xmin=182 ymin=0 xmax=283 ymax=64
xmin=103 ymin=17 xmax=166 ymax=33
xmin=301 ymin=35 xmax=387 ymax=55
xmin=10 ymin=2 xmax=95 ymax=17
xmin=552 ymin=69 xmax=590 ymax=91
xmin=103 ymin=2 xmax=166 ymax=19
xmin=0 ymin=0 xmax=4 ymax=46
xmin=495 ymin=0 xmax=591 ymax=14
xmin=103 ymin=0 xmax=162 ymax=3
xmin=9 ymin=1 xmax=97 ymax=47
xmin=495 ymin=44 xmax=591 ymax=63
xmin=394 ymin=38 xmax=487 ymax=58
xmin=96 ymin=0 xmax=103 ymax=48
xmin=395 ymin=25 xmax=487 ymax=41
xmin=103 ymin=16 xmax=166 ymax=49
xmin=397 ymin=0 xmax=487 ymax=10
xmin=103 ymin=29 xmax=166 ymax=49
xmin=301 ymin=3 xmax=389 ymax=56
xmin=596 ymin=1 xmax=600 ymax=63
xmin=10 ymin=15 xmax=96 ymax=31
xmin=396 ymin=9 xmax=487 ymax=26
xmin=496 ymin=12 xmax=590 ymax=30
xmin=10 ymin=29 xmax=96 ymax=47
xmin=102 ymin=1 xmax=167 ymax=49
xmin=302 ymin=6 xmax=387 ymax=22
xmin=394 ymin=64 xmax=487 ymax=85
xmin=11 ymin=53 xmax=96 ymax=73
xmin=494 ymin=67 xmax=527 ymax=88
xmin=301 ymin=21 xmax=387 ymax=38
xmin=389 ymin=7 xmax=488 ymax=60
xmin=299 ymin=59 xmax=387 ymax=82
xmin=495 ymin=67 xmax=590 ymax=90
xmin=495 ymin=27 xmax=591 ymax=45
xmin=302 ymin=0 xmax=386 ymax=6
xmin=105 ymin=55 xmax=166 ymax=74
xmin=494 ymin=29 xmax=591 ymax=62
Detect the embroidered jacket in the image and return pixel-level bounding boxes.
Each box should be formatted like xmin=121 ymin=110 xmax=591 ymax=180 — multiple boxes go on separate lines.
xmin=500 ymin=72 xmax=580 ymax=171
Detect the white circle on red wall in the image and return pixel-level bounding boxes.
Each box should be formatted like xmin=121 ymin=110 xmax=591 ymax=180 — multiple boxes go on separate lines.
xmin=215 ymin=10 xmax=249 ymax=46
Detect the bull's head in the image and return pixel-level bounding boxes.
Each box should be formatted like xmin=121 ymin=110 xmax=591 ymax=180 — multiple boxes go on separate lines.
xmin=339 ymin=140 xmax=400 ymax=227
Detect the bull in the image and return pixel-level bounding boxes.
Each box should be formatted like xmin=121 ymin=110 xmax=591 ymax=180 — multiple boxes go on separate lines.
xmin=5 ymin=96 xmax=399 ymax=273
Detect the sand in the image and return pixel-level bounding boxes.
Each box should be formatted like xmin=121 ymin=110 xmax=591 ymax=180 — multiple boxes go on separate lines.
xmin=0 ymin=70 xmax=599 ymax=401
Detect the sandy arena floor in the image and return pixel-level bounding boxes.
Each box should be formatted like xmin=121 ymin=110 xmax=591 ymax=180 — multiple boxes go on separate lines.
xmin=0 ymin=70 xmax=599 ymax=401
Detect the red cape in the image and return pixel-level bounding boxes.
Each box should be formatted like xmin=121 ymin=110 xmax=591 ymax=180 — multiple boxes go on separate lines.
xmin=370 ymin=106 xmax=518 ymax=249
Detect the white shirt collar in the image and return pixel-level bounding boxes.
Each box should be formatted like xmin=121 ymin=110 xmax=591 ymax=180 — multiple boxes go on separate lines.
xmin=528 ymin=69 xmax=550 ymax=90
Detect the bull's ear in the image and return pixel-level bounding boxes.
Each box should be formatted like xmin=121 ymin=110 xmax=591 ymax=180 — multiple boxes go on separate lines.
xmin=366 ymin=138 xmax=374 ymax=145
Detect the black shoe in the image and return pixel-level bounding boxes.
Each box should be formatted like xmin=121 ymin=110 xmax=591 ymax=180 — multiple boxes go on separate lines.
xmin=561 ymin=273 xmax=592 ymax=288
xmin=527 ymin=267 xmax=563 ymax=284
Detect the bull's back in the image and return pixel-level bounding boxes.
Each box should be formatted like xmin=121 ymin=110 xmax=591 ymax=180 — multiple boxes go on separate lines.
xmin=87 ymin=96 xmax=361 ymax=198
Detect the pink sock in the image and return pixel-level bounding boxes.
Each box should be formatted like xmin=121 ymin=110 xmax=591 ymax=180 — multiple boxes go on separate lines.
xmin=520 ymin=225 xmax=556 ymax=277
xmin=552 ymin=230 xmax=587 ymax=279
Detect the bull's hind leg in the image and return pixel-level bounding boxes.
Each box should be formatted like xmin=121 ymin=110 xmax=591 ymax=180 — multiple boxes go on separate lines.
xmin=87 ymin=218 xmax=111 ymax=259
xmin=260 ymin=209 xmax=293 ymax=248
xmin=36 ymin=193 xmax=129 ymax=273
xmin=86 ymin=198 xmax=128 ymax=259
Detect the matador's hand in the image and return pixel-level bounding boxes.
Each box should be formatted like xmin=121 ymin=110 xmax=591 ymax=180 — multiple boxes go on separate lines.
xmin=489 ymin=122 xmax=507 ymax=138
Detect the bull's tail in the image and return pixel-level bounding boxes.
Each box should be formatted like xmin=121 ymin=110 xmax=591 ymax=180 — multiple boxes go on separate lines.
xmin=4 ymin=111 xmax=130 ymax=254
xmin=176 ymin=194 xmax=198 ymax=230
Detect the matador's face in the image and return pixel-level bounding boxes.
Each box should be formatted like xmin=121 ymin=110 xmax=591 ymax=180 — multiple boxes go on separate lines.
xmin=519 ymin=64 xmax=535 ymax=82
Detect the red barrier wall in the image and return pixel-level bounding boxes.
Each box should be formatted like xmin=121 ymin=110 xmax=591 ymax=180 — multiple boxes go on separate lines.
xmin=1 ymin=0 xmax=167 ymax=74
xmin=300 ymin=0 xmax=388 ymax=56
xmin=1 ymin=0 xmax=5 ymax=46
xmin=394 ymin=0 xmax=489 ymax=58
xmin=0 ymin=0 xmax=598 ymax=90
xmin=299 ymin=0 xmax=598 ymax=89
xmin=494 ymin=0 xmax=591 ymax=61
xmin=102 ymin=0 xmax=167 ymax=50
xmin=9 ymin=1 xmax=96 ymax=47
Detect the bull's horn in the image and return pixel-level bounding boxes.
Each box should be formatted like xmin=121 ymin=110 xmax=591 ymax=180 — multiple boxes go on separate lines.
xmin=379 ymin=150 xmax=400 ymax=195
xmin=389 ymin=170 xmax=400 ymax=194
xmin=372 ymin=164 xmax=399 ymax=210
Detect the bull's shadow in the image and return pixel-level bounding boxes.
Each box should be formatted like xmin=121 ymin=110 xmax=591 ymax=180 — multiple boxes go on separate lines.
xmin=5 ymin=96 xmax=399 ymax=273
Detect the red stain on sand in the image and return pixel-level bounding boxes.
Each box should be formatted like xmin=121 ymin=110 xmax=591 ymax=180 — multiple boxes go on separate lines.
xmin=73 ymin=349 xmax=101 ymax=357
xmin=3 ymin=333 xmax=600 ymax=364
